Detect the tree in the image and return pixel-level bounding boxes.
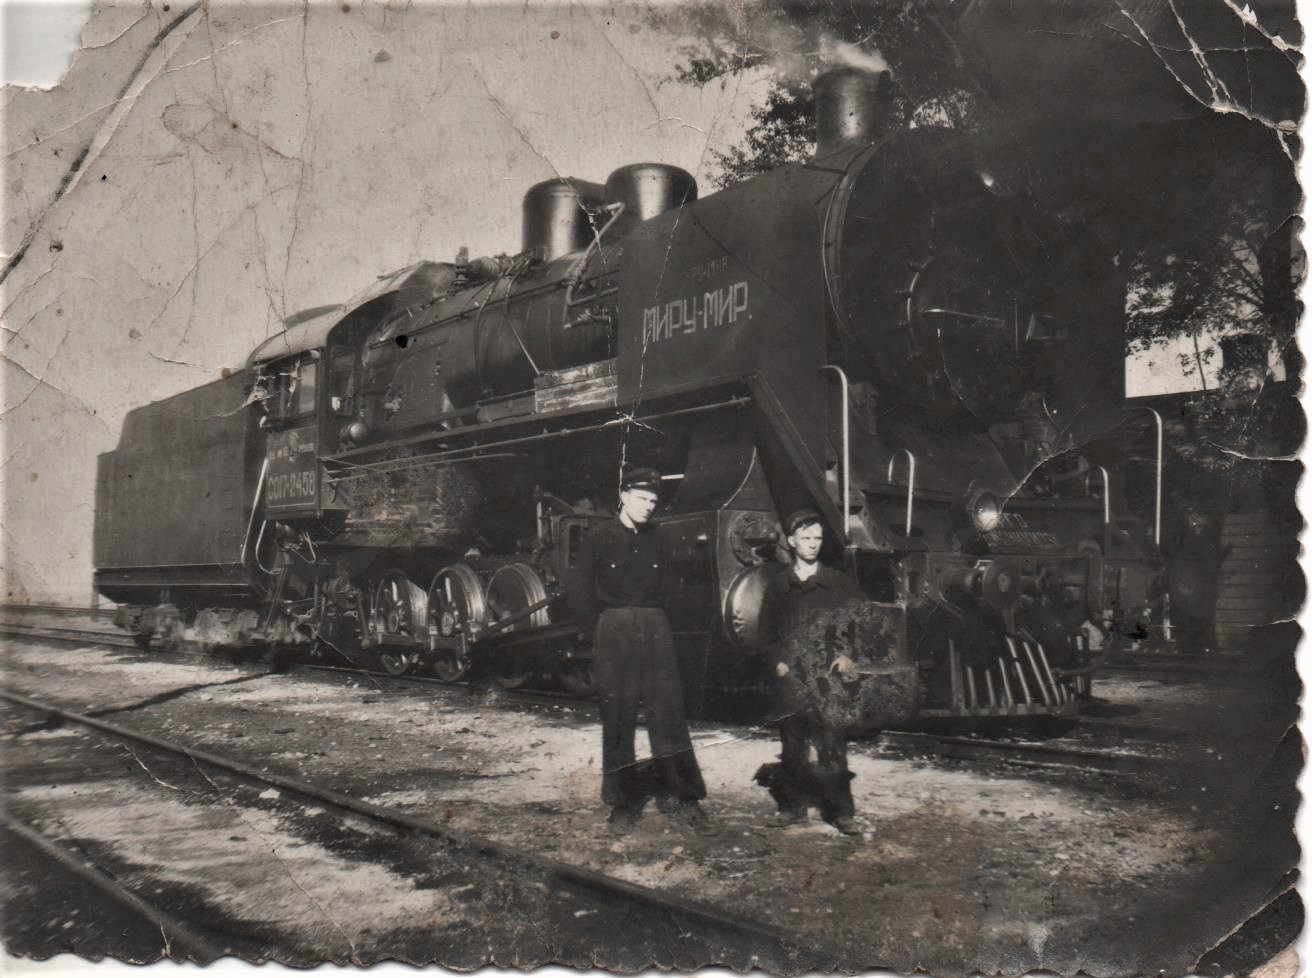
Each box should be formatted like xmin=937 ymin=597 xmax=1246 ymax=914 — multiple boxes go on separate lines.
xmin=666 ymin=1 xmax=983 ymax=186
xmin=665 ymin=0 xmax=1301 ymax=395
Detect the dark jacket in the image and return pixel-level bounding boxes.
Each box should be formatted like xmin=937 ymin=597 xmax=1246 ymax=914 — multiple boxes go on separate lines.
xmin=756 ymin=563 xmax=864 ymax=651
xmin=569 ymin=518 xmax=676 ymax=634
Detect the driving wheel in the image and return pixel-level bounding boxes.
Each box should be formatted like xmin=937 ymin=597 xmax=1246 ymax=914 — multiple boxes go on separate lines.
xmin=372 ymin=569 xmax=427 ymax=676
xmin=486 ymin=563 xmax=550 ymax=633
xmin=427 ymin=562 xmax=485 ymax=682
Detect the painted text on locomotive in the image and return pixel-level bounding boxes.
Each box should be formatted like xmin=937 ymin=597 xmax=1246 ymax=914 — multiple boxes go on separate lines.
xmin=641 ymin=281 xmax=749 ymax=345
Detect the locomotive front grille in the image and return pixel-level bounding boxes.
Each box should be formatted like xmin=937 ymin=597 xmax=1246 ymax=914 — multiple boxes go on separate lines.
xmin=919 ymin=635 xmax=1083 ymax=718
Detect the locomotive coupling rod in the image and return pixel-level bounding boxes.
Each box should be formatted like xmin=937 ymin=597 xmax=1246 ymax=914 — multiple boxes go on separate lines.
xmin=821 ymin=365 xmax=852 ymax=544
xmin=476 ymin=595 xmax=556 ymax=641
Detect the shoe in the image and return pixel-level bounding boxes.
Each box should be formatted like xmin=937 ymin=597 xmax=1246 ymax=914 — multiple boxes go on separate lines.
xmin=828 ymin=815 xmax=862 ymax=836
xmin=667 ymin=801 xmax=717 ymax=836
xmin=607 ymin=805 xmax=642 ymax=835
xmin=765 ymin=808 xmax=807 ymax=828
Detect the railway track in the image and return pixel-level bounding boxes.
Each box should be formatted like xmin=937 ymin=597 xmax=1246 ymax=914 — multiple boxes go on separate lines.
xmin=3 ymin=603 xmax=114 ymax=619
xmin=877 ymin=730 xmax=1169 ymax=774
xmin=3 ymin=617 xmax=1174 ymax=777
xmin=1 ymin=686 xmax=808 ymax=967
xmin=0 ymin=617 xmax=580 ymax=710
xmin=2 ymin=813 xmax=225 ymax=961
xmin=0 ymin=621 xmax=136 ymax=649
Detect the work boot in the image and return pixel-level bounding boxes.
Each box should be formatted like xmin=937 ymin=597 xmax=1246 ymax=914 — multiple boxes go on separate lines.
xmin=765 ymin=807 xmax=808 ymax=828
xmin=828 ymin=815 xmax=862 ymax=837
xmin=607 ymin=805 xmax=642 ymax=835
xmin=667 ymin=800 xmax=717 ymax=836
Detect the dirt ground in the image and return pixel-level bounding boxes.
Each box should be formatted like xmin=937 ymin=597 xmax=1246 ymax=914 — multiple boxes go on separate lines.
xmin=2 ymin=635 xmax=1299 ymax=974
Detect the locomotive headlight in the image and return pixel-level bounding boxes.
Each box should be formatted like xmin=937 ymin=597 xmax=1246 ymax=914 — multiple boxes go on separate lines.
xmin=969 ymin=492 xmax=1002 ymax=532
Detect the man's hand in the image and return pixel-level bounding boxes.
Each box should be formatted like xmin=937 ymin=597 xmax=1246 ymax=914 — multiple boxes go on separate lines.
xmin=775 ymin=662 xmax=790 ymax=678
xmin=829 ymin=653 xmax=857 ymax=679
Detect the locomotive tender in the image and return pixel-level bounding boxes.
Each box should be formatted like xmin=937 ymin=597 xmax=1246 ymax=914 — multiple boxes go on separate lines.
xmin=94 ymin=66 xmax=1160 ymax=721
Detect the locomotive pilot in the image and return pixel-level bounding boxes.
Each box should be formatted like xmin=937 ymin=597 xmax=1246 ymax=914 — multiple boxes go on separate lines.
xmin=754 ymin=509 xmax=865 ymax=836
xmin=569 ymin=466 xmax=713 ymax=835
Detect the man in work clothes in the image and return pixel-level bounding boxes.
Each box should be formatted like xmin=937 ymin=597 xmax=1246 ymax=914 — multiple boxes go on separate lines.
xmin=755 ymin=509 xmax=865 ymax=836
xmin=570 ymin=467 xmax=712 ymax=834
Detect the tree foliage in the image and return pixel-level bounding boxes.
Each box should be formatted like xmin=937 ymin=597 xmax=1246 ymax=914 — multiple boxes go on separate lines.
xmin=666 ymin=1 xmax=981 ymax=186
xmin=665 ymin=0 xmax=1302 ymax=380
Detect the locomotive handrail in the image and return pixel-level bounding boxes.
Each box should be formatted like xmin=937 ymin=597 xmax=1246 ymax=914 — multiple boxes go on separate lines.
xmin=325 ymin=396 xmax=749 ymax=470
xmin=563 ymin=202 xmax=624 ymax=314
xmin=499 ymin=257 xmax=541 ymax=376
xmin=252 ymin=519 xmax=276 ymax=576
xmin=239 ymin=457 xmax=269 ymax=571
xmin=1090 ymin=464 xmax=1110 ymax=524
xmin=887 ymin=449 xmax=916 ymax=536
xmin=1129 ymin=406 xmax=1163 ymax=543
xmin=820 ymin=364 xmax=852 ymax=545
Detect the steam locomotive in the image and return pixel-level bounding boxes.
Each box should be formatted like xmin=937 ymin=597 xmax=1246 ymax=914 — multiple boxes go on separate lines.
xmin=94 ymin=66 xmax=1161 ymax=722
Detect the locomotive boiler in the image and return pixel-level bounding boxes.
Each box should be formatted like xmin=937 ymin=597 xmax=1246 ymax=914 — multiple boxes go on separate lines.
xmin=94 ymin=65 xmax=1162 ymax=722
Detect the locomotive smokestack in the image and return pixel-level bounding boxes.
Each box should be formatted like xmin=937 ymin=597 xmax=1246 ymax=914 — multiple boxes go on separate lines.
xmin=813 ymin=65 xmax=894 ymax=160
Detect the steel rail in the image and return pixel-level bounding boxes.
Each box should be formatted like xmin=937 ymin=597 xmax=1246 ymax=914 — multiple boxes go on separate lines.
xmin=877 ymin=731 xmax=1168 ymax=773
xmin=2 ymin=813 xmax=226 ymax=962
xmin=0 ymin=688 xmax=805 ymax=959
xmin=0 ymin=624 xmax=139 ymax=650
xmin=1 ymin=623 xmax=118 ymax=639
xmin=0 ymin=603 xmax=114 ymax=619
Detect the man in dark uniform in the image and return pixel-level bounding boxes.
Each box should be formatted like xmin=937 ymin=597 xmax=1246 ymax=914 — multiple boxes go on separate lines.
xmin=570 ymin=467 xmax=712 ymax=834
xmin=755 ymin=509 xmax=865 ymax=835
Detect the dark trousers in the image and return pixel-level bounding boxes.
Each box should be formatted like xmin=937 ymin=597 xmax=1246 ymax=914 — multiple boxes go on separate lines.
xmin=755 ymin=712 xmax=855 ymax=822
xmin=594 ymin=607 xmax=706 ymax=809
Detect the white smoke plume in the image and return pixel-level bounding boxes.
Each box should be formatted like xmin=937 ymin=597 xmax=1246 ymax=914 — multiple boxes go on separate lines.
xmin=820 ymin=37 xmax=892 ymax=78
